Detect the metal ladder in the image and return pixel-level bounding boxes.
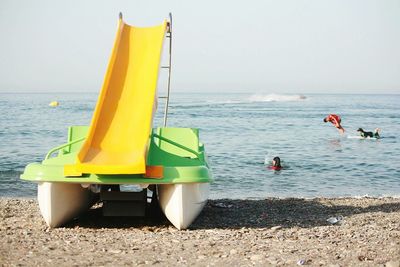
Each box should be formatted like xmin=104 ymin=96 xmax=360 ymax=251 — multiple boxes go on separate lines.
xmin=159 ymin=12 xmax=173 ymax=127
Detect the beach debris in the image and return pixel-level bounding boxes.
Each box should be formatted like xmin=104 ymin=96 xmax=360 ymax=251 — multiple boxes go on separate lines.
xmin=212 ymin=202 xmax=233 ymax=208
xmin=297 ymin=259 xmax=312 ymax=265
xmin=358 ymin=255 xmax=373 ymax=261
xmin=297 ymin=259 xmax=306 ymax=265
xmin=326 ymin=216 xmax=343 ymax=225
xmin=49 ymin=101 xmax=59 ymax=107
xmin=270 ymin=225 xmax=282 ymax=231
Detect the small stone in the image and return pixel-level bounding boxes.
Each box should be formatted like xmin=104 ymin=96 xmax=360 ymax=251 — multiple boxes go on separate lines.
xmin=386 ymin=261 xmax=400 ymax=267
xmin=270 ymin=225 xmax=282 ymax=231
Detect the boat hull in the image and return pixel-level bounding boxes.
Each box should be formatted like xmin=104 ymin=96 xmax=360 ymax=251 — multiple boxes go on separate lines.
xmin=38 ymin=182 xmax=94 ymax=227
xmin=158 ymin=183 xmax=209 ymax=230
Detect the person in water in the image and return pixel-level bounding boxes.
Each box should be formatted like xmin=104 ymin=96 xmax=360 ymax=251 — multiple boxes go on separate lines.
xmin=323 ymin=114 xmax=345 ymax=134
xmin=269 ymin=157 xmax=282 ymax=170
xmin=357 ymin=128 xmax=380 ymax=139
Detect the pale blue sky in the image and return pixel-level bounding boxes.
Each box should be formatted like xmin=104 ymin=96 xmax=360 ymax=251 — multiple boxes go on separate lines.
xmin=0 ymin=0 xmax=399 ymax=94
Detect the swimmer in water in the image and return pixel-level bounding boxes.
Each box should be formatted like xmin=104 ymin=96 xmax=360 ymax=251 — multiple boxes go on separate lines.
xmin=323 ymin=114 xmax=345 ymax=134
xmin=269 ymin=157 xmax=282 ymax=171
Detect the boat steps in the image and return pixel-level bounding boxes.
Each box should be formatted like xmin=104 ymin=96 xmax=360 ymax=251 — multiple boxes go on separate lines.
xmin=100 ymin=190 xmax=147 ymax=217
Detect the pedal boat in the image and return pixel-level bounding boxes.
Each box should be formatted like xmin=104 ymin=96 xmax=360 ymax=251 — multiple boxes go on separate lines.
xmin=21 ymin=126 xmax=212 ymax=229
xmin=21 ymin=13 xmax=212 ymax=230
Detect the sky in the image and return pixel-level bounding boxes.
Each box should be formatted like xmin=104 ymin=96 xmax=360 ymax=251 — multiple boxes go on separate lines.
xmin=0 ymin=0 xmax=399 ymax=94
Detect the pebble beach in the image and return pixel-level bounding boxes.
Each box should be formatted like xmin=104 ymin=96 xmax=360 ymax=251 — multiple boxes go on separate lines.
xmin=1 ymin=197 xmax=399 ymax=266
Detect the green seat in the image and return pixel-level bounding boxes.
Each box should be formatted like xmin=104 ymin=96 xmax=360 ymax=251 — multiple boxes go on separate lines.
xmin=155 ymin=127 xmax=199 ymax=158
xmin=147 ymin=127 xmax=204 ymax=167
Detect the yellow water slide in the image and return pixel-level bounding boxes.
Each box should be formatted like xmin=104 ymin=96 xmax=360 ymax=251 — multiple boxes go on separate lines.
xmin=65 ymin=15 xmax=168 ymax=175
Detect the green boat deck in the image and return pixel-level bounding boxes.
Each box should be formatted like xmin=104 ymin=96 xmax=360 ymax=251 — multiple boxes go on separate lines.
xmin=21 ymin=126 xmax=213 ymax=184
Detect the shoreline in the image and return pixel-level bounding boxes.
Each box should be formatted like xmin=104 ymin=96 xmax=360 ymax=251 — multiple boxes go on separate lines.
xmin=1 ymin=197 xmax=399 ymax=266
xmin=3 ymin=194 xmax=400 ymax=200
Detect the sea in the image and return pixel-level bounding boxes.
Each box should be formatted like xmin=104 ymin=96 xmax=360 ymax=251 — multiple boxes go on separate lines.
xmin=0 ymin=92 xmax=399 ymax=199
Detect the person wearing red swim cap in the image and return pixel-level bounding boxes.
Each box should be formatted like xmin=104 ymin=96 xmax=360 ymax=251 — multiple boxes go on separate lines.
xmin=323 ymin=114 xmax=345 ymax=134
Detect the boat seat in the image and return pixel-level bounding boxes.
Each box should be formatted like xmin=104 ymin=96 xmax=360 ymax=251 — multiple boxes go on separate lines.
xmin=154 ymin=128 xmax=199 ymax=158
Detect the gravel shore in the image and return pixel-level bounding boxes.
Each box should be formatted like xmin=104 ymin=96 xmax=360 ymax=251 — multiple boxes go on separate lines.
xmin=1 ymin=197 xmax=399 ymax=266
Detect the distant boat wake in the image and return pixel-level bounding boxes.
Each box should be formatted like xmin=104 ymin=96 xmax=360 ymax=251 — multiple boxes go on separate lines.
xmin=184 ymin=93 xmax=308 ymax=107
xmin=247 ymin=94 xmax=307 ymax=102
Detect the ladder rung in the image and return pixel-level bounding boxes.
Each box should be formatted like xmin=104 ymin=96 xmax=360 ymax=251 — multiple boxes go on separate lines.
xmin=158 ymin=96 xmax=168 ymax=99
xmin=161 ymin=66 xmax=170 ymax=69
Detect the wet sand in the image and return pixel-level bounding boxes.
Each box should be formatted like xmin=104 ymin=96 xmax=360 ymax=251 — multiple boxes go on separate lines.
xmin=1 ymin=197 xmax=399 ymax=266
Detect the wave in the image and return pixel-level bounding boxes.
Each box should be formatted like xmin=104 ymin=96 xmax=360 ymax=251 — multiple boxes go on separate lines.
xmin=248 ymin=94 xmax=307 ymax=102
